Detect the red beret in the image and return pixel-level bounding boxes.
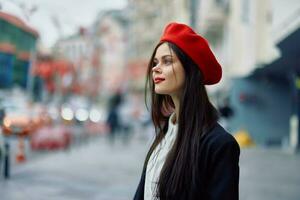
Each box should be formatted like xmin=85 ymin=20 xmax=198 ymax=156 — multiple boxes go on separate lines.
xmin=160 ymin=22 xmax=222 ymax=85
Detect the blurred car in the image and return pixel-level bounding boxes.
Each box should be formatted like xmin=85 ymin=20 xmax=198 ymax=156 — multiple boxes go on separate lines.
xmin=1 ymin=102 xmax=51 ymax=137
xmin=30 ymin=125 xmax=72 ymax=151
xmin=2 ymin=110 xmax=32 ymax=136
xmin=84 ymin=121 xmax=108 ymax=135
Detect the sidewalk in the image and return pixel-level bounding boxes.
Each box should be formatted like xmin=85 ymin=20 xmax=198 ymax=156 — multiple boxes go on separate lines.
xmin=0 ymin=136 xmax=149 ymax=200
xmin=0 ymin=135 xmax=300 ymax=200
xmin=240 ymin=147 xmax=300 ymax=200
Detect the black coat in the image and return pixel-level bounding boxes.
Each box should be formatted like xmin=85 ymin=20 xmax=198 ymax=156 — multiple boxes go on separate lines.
xmin=133 ymin=123 xmax=240 ymax=200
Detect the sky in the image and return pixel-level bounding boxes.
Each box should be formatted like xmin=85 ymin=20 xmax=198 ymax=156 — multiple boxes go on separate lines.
xmin=0 ymin=0 xmax=127 ymax=48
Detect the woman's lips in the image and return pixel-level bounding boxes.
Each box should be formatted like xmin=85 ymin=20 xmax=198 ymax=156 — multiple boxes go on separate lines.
xmin=154 ymin=78 xmax=165 ymax=84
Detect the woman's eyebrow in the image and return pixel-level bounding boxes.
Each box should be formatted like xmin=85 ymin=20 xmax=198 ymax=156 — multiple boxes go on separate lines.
xmin=154 ymin=55 xmax=173 ymax=60
xmin=162 ymin=55 xmax=173 ymax=59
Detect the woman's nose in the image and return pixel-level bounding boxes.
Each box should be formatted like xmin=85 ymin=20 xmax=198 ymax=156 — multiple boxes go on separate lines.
xmin=152 ymin=64 xmax=162 ymax=73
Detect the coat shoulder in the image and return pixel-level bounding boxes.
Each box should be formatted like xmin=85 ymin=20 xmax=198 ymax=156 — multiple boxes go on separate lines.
xmin=201 ymin=123 xmax=240 ymax=153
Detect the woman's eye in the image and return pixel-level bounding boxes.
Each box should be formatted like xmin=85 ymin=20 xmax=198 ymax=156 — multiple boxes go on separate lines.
xmin=164 ymin=59 xmax=172 ymax=65
xmin=152 ymin=61 xmax=158 ymax=67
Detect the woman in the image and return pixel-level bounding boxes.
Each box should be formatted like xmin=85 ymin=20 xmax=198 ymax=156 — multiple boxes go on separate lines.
xmin=134 ymin=22 xmax=240 ymax=200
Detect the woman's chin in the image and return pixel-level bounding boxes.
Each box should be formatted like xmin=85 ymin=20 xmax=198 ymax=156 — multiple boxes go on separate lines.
xmin=154 ymin=88 xmax=171 ymax=95
xmin=155 ymin=88 xmax=164 ymax=94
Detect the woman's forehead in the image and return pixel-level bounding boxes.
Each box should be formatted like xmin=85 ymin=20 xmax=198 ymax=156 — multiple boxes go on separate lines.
xmin=155 ymin=43 xmax=173 ymax=58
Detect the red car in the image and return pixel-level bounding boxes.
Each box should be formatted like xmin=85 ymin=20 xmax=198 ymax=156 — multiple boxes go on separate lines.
xmin=30 ymin=125 xmax=72 ymax=151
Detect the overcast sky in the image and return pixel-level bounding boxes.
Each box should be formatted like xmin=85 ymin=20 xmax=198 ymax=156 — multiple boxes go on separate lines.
xmin=0 ymin=0 xmax=127 ymax=48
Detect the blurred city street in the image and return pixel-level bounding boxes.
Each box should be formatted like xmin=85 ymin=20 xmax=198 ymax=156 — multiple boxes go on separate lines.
xmin=1 ymin=132 xmax=300 ymax=200
xmin=0 ymin=134 xmax=149 ymax=200
xmin=1 ymin=0 xmax=300 ymax=199
xmin=240 ymin=147 xmax=300 ymax=200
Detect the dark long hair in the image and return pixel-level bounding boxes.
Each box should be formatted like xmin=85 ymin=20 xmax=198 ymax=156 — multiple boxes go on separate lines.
xmin=144 ymin=42 xmax=219 ymax=199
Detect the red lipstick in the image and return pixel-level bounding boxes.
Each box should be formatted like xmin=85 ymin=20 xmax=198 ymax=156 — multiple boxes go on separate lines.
xmin=154 ymin=77 xmax=165 ymax=84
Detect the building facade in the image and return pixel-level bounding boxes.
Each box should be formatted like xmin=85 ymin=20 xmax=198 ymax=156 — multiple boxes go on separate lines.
xmin=197 ymin=0 xmax=300 ymax=148
xmin=0 ymin=11 xmax=38 ymax=89
xmin=92 ymin=10 xmax=128 ymax=96
xmin=54 ymin=27 xmax=98 ymax=99
xmin=125 ymin=0 xmax=190 ymax=91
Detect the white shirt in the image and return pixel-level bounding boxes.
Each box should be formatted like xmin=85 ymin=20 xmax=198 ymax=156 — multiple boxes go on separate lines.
xmin=144 ymin=113 xmax=178 ymax=200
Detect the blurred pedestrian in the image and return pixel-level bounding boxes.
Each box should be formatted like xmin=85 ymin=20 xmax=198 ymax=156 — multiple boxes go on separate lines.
xmin=106 ymin=91 xmax=123 ymax=145
xmin=134 ymin=22 xmax=240 ymax=200
xmin=218 ymin=97 xmax=235 ymax=131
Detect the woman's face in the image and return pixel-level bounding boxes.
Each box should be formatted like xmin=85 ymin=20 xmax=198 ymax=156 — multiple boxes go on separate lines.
xmin=152 ymin=43 xmax=185 ymax=96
